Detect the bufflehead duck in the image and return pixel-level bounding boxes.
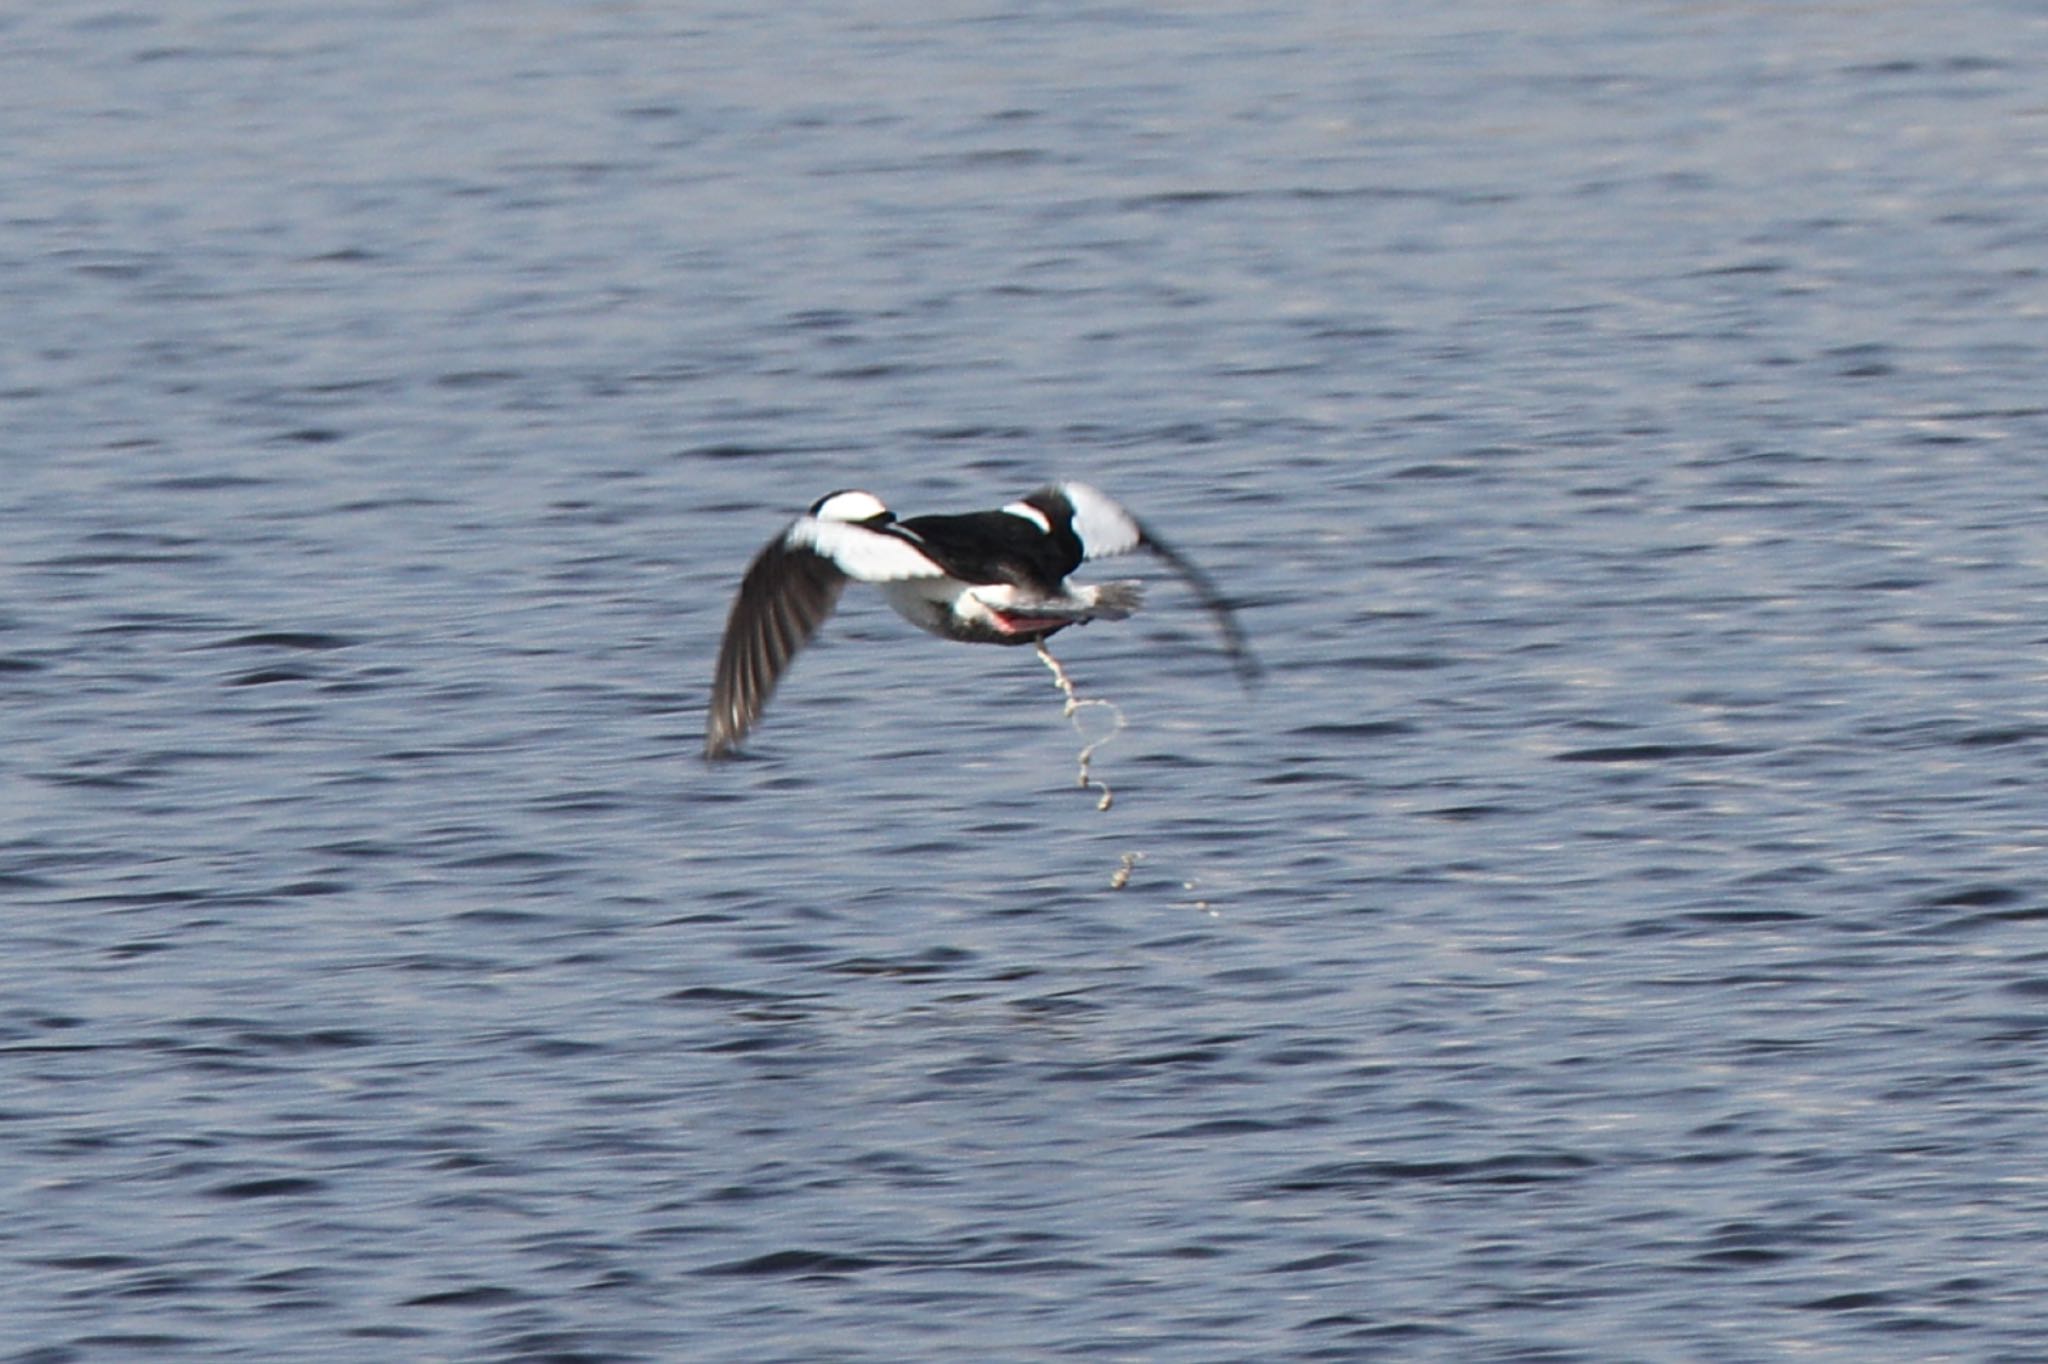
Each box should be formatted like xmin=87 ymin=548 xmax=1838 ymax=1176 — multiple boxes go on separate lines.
xmin=705 ymin=480 xmax=1258 ymax=759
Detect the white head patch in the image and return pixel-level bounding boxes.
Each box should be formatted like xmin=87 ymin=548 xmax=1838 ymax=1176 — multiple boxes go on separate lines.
xmin=811 ymin=490 xmax=892 ymax=523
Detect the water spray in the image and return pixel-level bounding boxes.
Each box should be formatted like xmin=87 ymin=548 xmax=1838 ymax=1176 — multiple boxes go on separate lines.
xmin=1035 ymin=639 xmax=1126 ymax=811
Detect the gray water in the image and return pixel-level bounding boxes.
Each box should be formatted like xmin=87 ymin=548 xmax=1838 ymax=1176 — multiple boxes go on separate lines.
xmin=6 ymin=3 xmax=2048 ymax=1360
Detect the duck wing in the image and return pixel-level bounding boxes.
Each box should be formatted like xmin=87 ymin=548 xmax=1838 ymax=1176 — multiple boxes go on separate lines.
xmin=1130 ymin=519 xmax=1263 ymax=690
xmin=706 ymin=517 xmax=944 ymax=759
xmin=1033 ymin=482 xmax=1263 ymax=689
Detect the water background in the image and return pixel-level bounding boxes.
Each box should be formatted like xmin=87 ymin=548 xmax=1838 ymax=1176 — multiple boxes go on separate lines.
xmin=7 ymin=3 xmax=2048 ymax=1360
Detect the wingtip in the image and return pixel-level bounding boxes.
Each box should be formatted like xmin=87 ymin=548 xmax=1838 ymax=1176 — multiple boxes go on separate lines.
xmin=1135 ymin=523 xmax=1262 ymax=692
xmin=1231 ymin=651 xmax=1265 ymax=694
xmin=704 ymin=717 xmax=745 ymax=761
xmin=704 ymin=706 xmax=745 ymax=761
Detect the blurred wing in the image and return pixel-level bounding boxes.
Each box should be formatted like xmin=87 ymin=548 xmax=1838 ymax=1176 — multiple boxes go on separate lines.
xmin=1054 ymin=481 xmax=1144 ymax=561
xmin=705 ymin=532 xmax=849 ymax=759
xmin=1041 ymin=482 xmax=1261 ymax=688
xmin=1136 ymin=521 xmax=1263 ymax=691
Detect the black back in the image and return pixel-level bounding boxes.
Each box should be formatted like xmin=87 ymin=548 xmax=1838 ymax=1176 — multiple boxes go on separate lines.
xmin=891 ymin=507 xmax=1082 ymax=590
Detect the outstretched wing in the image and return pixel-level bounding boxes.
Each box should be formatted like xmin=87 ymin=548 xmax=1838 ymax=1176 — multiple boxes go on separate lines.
xmin=706 ymin=535 xmax=846 ymax=759
xmin=1042 ymin=482 xmax=1263 ymax=689
xmin=705 ymin=517 xmax=945 ymax=759
xmin=1132 ymin=520 xmax=1263 ymax=690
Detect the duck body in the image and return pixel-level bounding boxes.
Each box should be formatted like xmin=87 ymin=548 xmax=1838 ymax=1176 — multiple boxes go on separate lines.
xmin=704 ymin=481 xmax=1255 ymax=759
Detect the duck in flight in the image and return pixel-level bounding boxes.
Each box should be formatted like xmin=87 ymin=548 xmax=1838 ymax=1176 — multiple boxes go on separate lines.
xmin=705 ymin=481 xmax=1259 ymax=759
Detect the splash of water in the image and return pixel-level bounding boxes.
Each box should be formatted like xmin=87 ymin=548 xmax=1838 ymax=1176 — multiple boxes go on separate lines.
xmin=1034 ymin=639 xmax=1125 ymax=812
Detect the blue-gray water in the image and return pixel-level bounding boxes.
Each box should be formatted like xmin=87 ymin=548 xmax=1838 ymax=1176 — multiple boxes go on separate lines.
xmin=7 ymin=3 xmax=2048 ymax=1360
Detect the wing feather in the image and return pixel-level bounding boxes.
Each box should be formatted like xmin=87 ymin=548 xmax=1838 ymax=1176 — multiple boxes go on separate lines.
xmin=1135 ymin=520 xmax=1263 ymax=690
xmin=1037 ymin=482 xmax=1261 ymax=687
xmin=705 ymin=532 xmax=849 ymax=759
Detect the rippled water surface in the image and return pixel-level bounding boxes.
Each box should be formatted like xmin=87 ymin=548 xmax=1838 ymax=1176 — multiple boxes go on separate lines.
xmin=8 ymin=3 xmax=2048 ymax=1360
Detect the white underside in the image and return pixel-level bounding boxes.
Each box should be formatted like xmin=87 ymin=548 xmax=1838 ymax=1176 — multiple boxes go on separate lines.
xmin=881 ymin=577 xmax=970 ymax=637
xmin=880 ymin=578 xmax=1140 ymax=638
